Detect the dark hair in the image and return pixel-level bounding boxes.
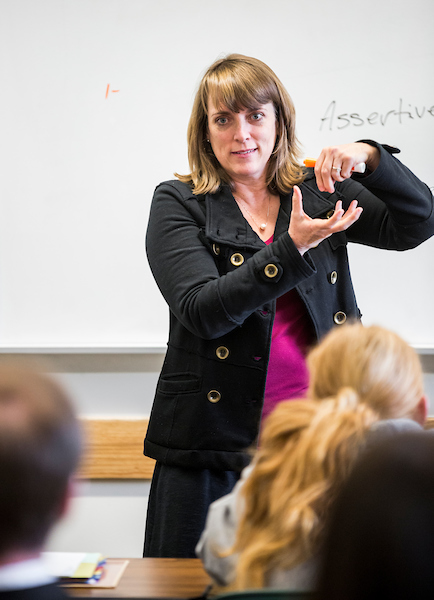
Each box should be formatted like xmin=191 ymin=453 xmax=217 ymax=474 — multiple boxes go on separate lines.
xmin=0 ymin=361 xmax=81 ymax=557
xmin=317 ymin=431 xmax=434 ymax=600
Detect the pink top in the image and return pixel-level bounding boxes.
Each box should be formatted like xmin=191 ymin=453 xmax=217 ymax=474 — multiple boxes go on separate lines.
xmin=262 ymin=235 xmax=315 ymax=420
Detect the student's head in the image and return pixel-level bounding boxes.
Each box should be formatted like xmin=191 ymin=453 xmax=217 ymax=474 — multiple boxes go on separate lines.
xmin=0 ymin=361 xmax=81 ymax=560
xmin=178 ymin=53 xmax=305 ymax=195
xmin=307 ymin=323 xmax=427 ymax=424
xmin=318 ymin=431 xmax=434 ymax=600
xmin=231 ymin=392 xmax=379 ymax=589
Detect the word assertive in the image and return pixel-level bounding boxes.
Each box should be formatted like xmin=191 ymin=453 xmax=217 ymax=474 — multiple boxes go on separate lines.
xmin=320 ymin=99 xmax=434 ymax=131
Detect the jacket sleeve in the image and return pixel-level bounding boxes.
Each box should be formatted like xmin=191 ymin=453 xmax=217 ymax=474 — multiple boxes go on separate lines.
xmin=146 ymin=183 xmax=315 ymax=339
xmin=195 ymin=464 xmax=253 ymax=586
xmin=337 ymin=142 xmax=434 ymax=249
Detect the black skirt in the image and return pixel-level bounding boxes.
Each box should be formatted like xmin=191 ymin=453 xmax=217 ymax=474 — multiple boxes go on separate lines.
xmin=143 ymin=462 xmax=241 ymax=557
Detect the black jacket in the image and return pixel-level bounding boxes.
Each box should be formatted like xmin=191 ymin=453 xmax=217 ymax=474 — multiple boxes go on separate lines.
xmin=145 ymin=142 xmax=434 ymax=471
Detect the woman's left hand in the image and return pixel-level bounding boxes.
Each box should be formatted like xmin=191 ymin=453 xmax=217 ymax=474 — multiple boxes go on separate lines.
xmin=315 ymin=142 xmax=380 ymax=193
xmin=289 ymin=185 xmax=363 ymax=255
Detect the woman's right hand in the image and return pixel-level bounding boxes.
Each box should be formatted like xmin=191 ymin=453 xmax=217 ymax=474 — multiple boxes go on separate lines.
xmin=288 ymin=186 xmax=363 ymax=255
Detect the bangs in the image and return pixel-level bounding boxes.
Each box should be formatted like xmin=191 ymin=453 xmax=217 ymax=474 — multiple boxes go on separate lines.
xmin=204 ymin=62 xmax=278 ymax=114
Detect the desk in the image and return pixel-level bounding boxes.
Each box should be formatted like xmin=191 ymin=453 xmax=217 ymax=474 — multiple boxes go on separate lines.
xmin=67 ymin=558 xmax=211 ymax=599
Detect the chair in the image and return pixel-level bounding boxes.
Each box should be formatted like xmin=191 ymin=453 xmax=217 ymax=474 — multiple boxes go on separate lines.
xmin=213 ymin=589 xmax=315 ymax=600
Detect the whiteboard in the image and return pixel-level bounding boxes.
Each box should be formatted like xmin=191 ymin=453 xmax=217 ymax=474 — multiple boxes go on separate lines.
xmin=0 ymin=0 xmax=433 ymax=349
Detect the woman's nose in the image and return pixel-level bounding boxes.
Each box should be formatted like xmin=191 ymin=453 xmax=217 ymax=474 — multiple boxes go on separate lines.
xmin=234 ymin=118 xmax=250 ymax=142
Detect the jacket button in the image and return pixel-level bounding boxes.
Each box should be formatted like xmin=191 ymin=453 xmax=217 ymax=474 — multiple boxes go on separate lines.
xmin=230 ymin=252 xmax=244 ymax=266
xmin=207 ymin=390 xmax=221 ymax=403
xmin=329 ymin=271 xmax=338 ymax=284
xmin=334 ymin=311 xmax=347 ymax=325
xmin=326 ymin=209 xmax=335 ymax=219
xmin=212 ymin=243 xmax=220 ymax=256
xmin=264 ymin=263 xmax=279 ymax=278
xmin=216 ymin=346 xmax=229 ymax=360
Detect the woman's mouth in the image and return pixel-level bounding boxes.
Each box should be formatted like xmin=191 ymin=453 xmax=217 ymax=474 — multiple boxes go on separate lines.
xmin=232 ymin=148 xmax=257 ymax=156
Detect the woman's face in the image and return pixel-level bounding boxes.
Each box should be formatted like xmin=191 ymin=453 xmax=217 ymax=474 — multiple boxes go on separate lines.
xmin=207 ymin=98 xmax=277 ymax=186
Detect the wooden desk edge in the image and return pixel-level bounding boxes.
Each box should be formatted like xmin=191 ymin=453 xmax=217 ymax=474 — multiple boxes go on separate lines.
xmin=67 ymin=558 xmax=211 ymax=599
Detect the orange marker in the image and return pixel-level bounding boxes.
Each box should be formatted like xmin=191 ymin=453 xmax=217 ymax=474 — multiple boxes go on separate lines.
xmin=304 ymin=158 xmax=366 ymax=174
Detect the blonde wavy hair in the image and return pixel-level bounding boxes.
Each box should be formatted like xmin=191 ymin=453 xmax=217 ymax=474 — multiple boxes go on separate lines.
xmin=176 ymin=54 xmax=305 ymax=195
xmin=307 ymin=323 xmax=424 ymax=421
xmin=231 ymin=393 xmax=379 ymax=589
xmin=228 ymin=323 xmax=424 ymax=590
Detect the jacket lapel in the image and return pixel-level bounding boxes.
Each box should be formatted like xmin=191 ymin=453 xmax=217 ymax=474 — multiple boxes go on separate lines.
xmin=205 ymin=185 xmax=265 ymax=249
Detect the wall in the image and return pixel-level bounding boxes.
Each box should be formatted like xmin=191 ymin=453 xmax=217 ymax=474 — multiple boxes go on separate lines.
xmin=44 ymin=353 xmax=162 ymax=558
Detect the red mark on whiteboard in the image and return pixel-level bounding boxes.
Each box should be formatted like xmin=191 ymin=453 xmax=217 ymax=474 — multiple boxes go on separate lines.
xmin=106 ymin=84 xmax=120 ymax=99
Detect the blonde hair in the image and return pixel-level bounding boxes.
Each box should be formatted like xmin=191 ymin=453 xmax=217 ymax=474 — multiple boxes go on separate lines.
xmin=307 ymin=323 xmax=424 ymax=421
xmin=231 ymin=393 xmax=379 ymax=589
xmin=222 ymin=323 xmax=424 ymax=590
xmin=176 ymin=54 xmax=305 ymax=195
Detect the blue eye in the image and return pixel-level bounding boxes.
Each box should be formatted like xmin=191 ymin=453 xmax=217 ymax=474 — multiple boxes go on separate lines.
xmin=251 ymin=112 xmax=264 ymax=121
xmin=216 ymin=117 xmax=228 ymax=125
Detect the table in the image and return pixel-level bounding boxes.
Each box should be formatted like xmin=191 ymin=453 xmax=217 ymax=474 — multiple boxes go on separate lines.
xmin=67 ymin=558 xmax=212 ymax=599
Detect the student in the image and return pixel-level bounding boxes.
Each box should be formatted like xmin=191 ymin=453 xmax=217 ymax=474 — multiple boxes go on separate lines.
xmin=0 ymin=362 xmax=82 ymax=600
xmin=196 ymin=323 xmax=428 ymax=590
xmin=317 ymin=432 xmax=434 ymax=600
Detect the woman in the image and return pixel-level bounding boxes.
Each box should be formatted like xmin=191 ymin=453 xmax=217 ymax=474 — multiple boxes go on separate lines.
xmin=196 ymin=323 xmax=428 ymax=590
xmin=144 ymin=53 xmax=434 ymax=557
xmin=317 ymin=432 xmax=434 ymax=600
